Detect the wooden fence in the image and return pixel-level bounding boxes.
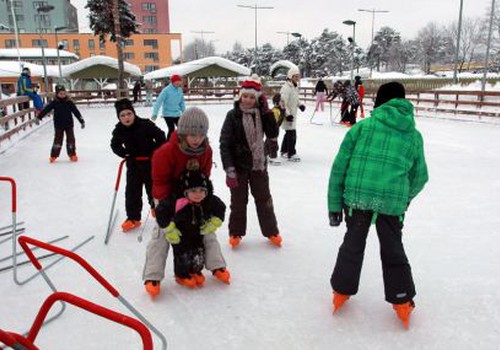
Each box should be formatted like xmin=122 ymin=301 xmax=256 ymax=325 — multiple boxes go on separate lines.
xmin=1 ymin=87 xmax=499 ymax=146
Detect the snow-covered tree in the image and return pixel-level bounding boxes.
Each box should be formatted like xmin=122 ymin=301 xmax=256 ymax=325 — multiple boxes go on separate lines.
xmin=183 ymin=39 xmax=217 ymax=61
xmin=367 ymin=26 xmax=401 ymax=71
xmin=415 ymin=22 xmax=449 ymax=73
xmin=86 ymin=0 xmax=139 ymax=43
xmin=306 ymin=29 xmax=349 ymax=76
xmin=446 ymin=17 xmax=484 ymax=72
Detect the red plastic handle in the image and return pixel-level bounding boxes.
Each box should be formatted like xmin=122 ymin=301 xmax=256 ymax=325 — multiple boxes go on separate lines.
xmin=27 ymin=292 xmax=153 ymax=350
xmin=0 ymin=176 xmax=17 ymax=213
xmin=18 ymin=235 xmax=119 ymax=297
xmin=115 ymin=157 xmax=150 ymax=190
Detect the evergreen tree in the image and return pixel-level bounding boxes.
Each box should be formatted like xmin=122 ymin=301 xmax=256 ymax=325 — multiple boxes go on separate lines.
xmin=86 ymin=0 xmax=139 ymax=43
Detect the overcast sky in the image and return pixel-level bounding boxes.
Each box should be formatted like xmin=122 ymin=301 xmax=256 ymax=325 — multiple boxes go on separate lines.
xmin=72 ymin=0 xmax=492 ymax=54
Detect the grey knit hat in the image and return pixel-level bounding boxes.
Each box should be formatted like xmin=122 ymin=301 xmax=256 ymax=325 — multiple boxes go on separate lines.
xmin=178 ymin=107 xmax=209 ymax=136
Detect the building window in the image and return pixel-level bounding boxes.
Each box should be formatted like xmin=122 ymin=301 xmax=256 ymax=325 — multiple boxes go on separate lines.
xmin=73 ymin=39 xmax=80 ymax=49
xmin=9 ymin=14 xmax=25 ymax=22
xmin=5 ymin=39 xmax=17 ymax=48
xmin=7 ymin=1 xmax=23 ymax=9
xmin=143 ymin=39 xmax=158 ymax=49
xmin=143 ymin=28 xmax=157 ymax=34
xmin=32 ymin=39 xmax=47 ymax=47
xmin=123 ymin=53 xmax=135 ymax=59
xmin=142 ymin=2 xmax=156 ymax=10
xmin=88 ymin=39 xmax=95 ymax=50
xmin=143 ymin=16 xmax=157 ymax=25
xmin=99 ymin=40 xmax=106 ymax=50
xmin=32 ymin=1 xmax=48 ymax=10
xmin=144 ymin=52 xmax=159 ymax=61
xmin=123 ymin=39 xmax=134 ymax=46
xmin=145 ymin=65 xmax=159 ymax=72
xmin=34 ymin=14 xmax=50 ymax=27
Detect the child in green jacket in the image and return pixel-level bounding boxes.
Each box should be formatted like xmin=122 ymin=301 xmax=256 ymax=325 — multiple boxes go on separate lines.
xmin=327 ymin=82 xmax=428 ymax=328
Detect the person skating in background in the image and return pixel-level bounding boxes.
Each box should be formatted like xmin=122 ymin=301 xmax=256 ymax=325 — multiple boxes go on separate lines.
xmin=37 ymin=85 xmax=85 ymax=163
xmin=143 ymin=107 xmax=230 ymax=298
xmin=219 ymin=75 xmax=281 ymax=248
xmin=314 ymin=77 xmax=329 ymax=112
xmin=354 ymin=76 xmax=365 ymax=118
xmin=327 ymin=82 xmax=428 ymax=328
xmin=279 ymin=67 xmax=306 ymax=162
xmin=155 ymin=169 xmax=226 ymax=289
xmin=340 ymin=80 xmax=359 ymax=126
xmin=110 ymin=98 xmax=167 ymax=232
xmin=144 ymin=79 xmax=154 ymax=107
xmin=132 ymin=78 xmax=145 ymax=103
xmin=267 ymin=93 xmax=285 ymax=165
xmin=151 ymin=74 xmax=186 ymax=141
xmin=17 ymin=67 xmax=43 ymax=114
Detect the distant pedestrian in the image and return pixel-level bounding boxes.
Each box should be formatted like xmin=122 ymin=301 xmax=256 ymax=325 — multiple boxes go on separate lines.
xmin=17 ymin=67 xmax=43 ymax=114
xmin=151 ymin=74 xmax=186 ymax=141
xmin=314 ymin=77 xmax=329 ymax=112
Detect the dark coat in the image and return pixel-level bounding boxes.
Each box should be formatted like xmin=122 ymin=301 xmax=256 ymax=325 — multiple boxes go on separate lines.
xmin=38 ymin=97 xmax=84 ymax=129
xmin=219 ymin=101 xmax=279 ymax=172
xmin=110 ymin=116 xmax=166 ymax=160
xmin=314 ymin=80 xmax=328 ymax=95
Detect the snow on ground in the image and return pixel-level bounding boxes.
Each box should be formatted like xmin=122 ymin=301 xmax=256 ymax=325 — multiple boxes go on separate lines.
xmin=1 ymin=103 xmax=500 ymax=349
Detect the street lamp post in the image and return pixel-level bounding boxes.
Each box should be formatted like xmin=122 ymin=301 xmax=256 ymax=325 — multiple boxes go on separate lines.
xmin=237 ymin=4 xmax=274 ymax=70
xmin=191 ymin=30 xmax=215 ymax=58
xmin=54 ymin=26 xmax=68 ymax=83
xmin=453 ymin=0 xmax=464 ymax=84
xmin=481 ymin=0 xmax=496 ymax=96
xmin=7 ymin=0 xmax=22 ymax=71
xmin=358 ymin=8 xmax=390 ymax=46
xmin=277 ymin=31 xmax=291 ymax=46
xmin=36 ymin=5 xmax=54 ymax=94
xmin=343 ymin=20 xmax=356 ymax=81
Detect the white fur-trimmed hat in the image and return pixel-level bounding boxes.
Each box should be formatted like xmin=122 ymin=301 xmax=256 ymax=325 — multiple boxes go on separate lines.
xmin=287 ymin=67 xmax=300 ymax=79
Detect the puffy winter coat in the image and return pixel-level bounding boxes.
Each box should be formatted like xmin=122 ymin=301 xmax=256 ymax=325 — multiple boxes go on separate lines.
xmin=328 ymin=98 xmax=428 ymax=215
xmin=17 ymin=73 xmax=34 ymax=95
xmin=151 ymin=132 xmax=213 ymax=200
xmin=110 ymin=116 xmax=166 ymax=159
xmin=219 ymin=101 xmax=279 ymax=172
xmin=279 ymin=80 xmax=301 ymax=130
xmin=152 ymin=83 xmax=186 ymax=118
xmin=38 ymin=97 xmax=84 ymax=129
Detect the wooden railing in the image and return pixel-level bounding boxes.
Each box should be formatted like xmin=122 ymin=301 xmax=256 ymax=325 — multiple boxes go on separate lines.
xmin=0 ymin=96 xmax=41 ymax=144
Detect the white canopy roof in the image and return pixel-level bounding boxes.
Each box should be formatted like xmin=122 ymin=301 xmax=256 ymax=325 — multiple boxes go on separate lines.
xmin=144 ymin=56 xmax=251 ymax=80
xmin=61 ymin=55 xmax=142 ymax=78
xmin=0 ymin=60 xmax=59 ymax=78
xmin=0 ymin=48 xmax=78 ymax=59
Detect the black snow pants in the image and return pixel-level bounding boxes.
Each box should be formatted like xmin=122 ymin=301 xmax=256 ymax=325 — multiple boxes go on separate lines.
xmin=330 ymin=208 xmax=415 ymax=304
xmin=125 ymin=160 xmax=154 ymax=221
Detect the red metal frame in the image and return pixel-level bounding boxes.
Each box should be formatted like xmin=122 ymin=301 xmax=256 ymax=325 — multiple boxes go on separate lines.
xmin=0 ymin=176 xmax=17 ymax=214
xmin=1 ymin=292 xmax=153 ymax=349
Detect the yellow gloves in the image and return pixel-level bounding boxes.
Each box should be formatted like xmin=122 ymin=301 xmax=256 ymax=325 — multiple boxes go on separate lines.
xmin=163 ymin=222 xmax=181 ymax=244
xmin=200 ymin=217 xmax=223 ymax=235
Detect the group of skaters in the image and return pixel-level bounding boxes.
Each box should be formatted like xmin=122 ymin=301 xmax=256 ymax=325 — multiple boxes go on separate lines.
xmin=33 ymin=68 xmax=428 ymax=328
xmin=314 ymin=75 xmax=365 ymax=126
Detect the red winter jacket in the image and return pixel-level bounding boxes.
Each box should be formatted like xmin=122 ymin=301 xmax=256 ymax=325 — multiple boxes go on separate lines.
xmin=151 ymin=132 xmax=213 ymax=200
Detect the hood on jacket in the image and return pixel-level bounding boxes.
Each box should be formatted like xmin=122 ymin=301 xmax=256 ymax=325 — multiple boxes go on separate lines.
xmin=370 ymin=98 xmax=415 ymax=132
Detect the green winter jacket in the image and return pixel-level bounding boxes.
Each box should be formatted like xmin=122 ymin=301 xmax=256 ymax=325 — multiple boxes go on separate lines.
xmin=327 ymin=98 xmax=428 ymax=216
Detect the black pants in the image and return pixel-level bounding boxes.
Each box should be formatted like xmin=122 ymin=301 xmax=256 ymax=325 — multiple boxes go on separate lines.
xmin=330 ymin=208 xmax=415 ymax=304
xmin=51 ymin=127 xmax=76 ymax=158
xmin=172 ymin=244 xmax=204 ymax=278
xmin=163 ymin=117 xmax=179 ymax=141
xmin=125 ymin=162 xmax=154 ymax=221
xmin=280 ymin=129 xmax=297 ymax=157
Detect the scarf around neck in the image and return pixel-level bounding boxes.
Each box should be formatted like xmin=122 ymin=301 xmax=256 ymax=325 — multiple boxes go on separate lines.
xmin=240 ymin=106 xmax=265 ymax=171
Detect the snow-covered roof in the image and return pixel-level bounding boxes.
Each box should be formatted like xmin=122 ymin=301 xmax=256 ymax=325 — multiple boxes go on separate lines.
xmin=269 ymin=60 xmax=299 ymax=77
xmin=62 ymin=55 xmax=141 ymax=78
xmin=144 ymin=56 xmax=251 ymax=80
xmin=0 ymin=60 xmax=59 ymax=78
xmin=0 ymin=48 xmax=78 ymax=59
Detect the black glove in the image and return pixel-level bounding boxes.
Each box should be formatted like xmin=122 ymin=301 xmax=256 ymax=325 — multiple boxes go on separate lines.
xmin=286 ymin=115 xmax=294 ymax=122
xmin=329 ymin=211 xmax=342 ymax=227
xmin=299 ymin=105 xmax=306 ymax=112
xmin=81 ymin=122 xmax=85 ymax=129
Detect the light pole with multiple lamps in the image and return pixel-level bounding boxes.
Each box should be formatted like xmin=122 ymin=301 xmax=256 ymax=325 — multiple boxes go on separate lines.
xmin=36 ymin=4 xmax=55 ymax=94
xmin=452 ymin=0 xmax=464 ymax=84
xmin=481 ymin=0 xmax=496 ymax=95
xmin=358 ymin=8 xmax=390 ymax=46
xmin=6 ymin=0 xmax=23 ymax=71
xmin=237 ymin=4 xmax=274 ymax=70
xmin=343 ymin=20 xmax=356 ymax=81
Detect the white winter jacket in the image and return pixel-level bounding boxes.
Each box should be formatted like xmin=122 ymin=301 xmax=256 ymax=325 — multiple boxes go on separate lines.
xmin=279 ymin=80 xmax=302 ymax=131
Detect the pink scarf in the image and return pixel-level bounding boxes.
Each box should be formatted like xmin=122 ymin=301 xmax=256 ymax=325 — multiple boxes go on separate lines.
xmin=240 ymin=106 xmax=266 ymax=171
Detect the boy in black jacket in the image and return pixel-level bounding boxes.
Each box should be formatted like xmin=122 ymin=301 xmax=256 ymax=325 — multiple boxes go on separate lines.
xmin=111 ymin=98 xmax=167 ymax=232
xmin=37 ymin=85 xmax=85 ymax=163
xmin=155 ymin=169 xmax=226 ymax=288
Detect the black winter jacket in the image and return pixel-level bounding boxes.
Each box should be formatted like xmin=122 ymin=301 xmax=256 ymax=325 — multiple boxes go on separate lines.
xmin=219 ymin=101 xmax=279 ymax=172
xmin=110 ymin=116 xmax=166 ymax=160
xmin=38 ymin=97 xmax=84 ymax=129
